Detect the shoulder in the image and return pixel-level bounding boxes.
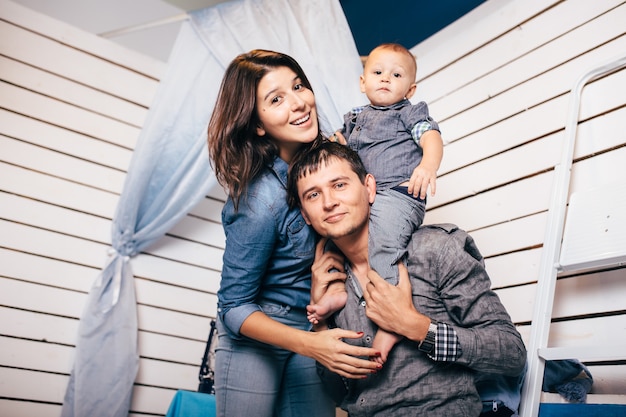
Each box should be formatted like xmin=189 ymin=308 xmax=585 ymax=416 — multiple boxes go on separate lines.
xmin=411 ymin=224 xmax=483 ymax=262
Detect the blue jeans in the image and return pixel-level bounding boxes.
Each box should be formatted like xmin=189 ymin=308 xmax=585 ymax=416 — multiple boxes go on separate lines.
xmin=369 ymin=187 xmax=425 ymax=284
xmin=214 ymin=304 xmax=335 ymax=417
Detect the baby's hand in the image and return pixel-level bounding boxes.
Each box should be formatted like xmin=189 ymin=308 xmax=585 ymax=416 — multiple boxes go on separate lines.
xmin=328 ymin=131 xmax=347 ymax=145
xmin=408 ymin=164 xmax=437 ymax=199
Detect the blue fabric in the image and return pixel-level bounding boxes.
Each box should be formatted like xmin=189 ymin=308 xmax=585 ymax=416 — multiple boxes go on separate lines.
xmin=368 ymin=187 xmax=425 ymax=283
xmin=165 ymin=390 xmax=216 ymax=417
xmin=214 ymin=308 xmax=335 ymax=417
xmin=60 ymin=1 xmax=364 ymax=416
xmin=217 ymin=157 xmax=316 ymax=339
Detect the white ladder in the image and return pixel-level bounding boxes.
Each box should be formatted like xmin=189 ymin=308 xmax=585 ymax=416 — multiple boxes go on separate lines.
xmin=519 ymin=53 xmax=626 ymax=417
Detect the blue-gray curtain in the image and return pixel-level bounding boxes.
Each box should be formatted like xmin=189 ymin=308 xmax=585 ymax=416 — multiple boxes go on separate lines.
xmin=60 ymin=0 xmax=363 ymax=416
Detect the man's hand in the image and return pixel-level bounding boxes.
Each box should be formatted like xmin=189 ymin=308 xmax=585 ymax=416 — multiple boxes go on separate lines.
xmin=310 ymin=238 xmax=346 ymax=306
xmin=364 ymin=263 xmax=428 ymax=342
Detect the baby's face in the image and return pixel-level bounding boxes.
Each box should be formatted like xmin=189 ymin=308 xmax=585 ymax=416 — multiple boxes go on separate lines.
xmin=360 ymin=48 xmax=416 ymax=107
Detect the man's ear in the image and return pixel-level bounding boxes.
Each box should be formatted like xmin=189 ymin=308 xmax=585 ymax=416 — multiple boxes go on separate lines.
xmin=256 ymin=124 xmax=266 ymax=136
xmin=405 ymin=83 xmax=417 ymax=100
xmin=300 ymin=208 xmax=312 ymax=225
xmin=365 ymin=173 xmax=377 ymax=204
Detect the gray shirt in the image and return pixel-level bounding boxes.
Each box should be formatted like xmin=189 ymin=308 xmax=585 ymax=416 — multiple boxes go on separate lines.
xmin=318 ymin=224 xmax=527 ymax=417
xmin=342 ymin=99 xmax=440 ymax=190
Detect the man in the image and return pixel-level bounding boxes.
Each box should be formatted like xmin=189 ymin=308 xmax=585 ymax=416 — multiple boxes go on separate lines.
xmin=287 ymin=141 xmax=526 ymax=416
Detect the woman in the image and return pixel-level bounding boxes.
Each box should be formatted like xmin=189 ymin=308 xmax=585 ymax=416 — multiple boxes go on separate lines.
xmin=207 ymin=50 xmax=379 ymax=417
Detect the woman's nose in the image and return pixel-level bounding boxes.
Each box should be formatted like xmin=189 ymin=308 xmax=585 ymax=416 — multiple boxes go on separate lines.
xmin=290 ymin=93 xmax=306 ymax=110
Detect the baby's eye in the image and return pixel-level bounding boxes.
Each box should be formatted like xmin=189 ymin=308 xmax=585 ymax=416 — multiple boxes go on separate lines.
xmin=393 ymin=73 xmax=402 ymax=78
xmin=374 ymin=70 xmax=382 ymax=75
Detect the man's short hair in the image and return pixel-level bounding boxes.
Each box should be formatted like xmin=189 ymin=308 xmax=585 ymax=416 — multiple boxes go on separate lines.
xmin=287 ymin=141 xmax=367 ymax=208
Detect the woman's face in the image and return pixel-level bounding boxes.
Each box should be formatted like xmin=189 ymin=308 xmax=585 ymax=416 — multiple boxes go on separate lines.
xmin=255 ymin=66 xmax=319 ymax=162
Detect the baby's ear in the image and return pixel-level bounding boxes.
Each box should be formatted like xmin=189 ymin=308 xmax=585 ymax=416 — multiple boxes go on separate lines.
xmin=405 ymin=83 xmax=417 ymax=100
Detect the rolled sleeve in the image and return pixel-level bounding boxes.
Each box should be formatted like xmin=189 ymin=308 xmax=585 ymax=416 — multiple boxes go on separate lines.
xmin=217 ymin=194 xmax=277 ymax=338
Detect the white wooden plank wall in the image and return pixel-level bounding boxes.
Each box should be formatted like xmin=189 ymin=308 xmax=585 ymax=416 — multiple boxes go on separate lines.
xmin=0 ymin=1 xmax=225 ymax=416
xmin=413 ymin=0 xmax=626 ymax=396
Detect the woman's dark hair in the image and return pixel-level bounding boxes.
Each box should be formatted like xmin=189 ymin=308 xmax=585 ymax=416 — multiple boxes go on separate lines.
xmin=207 ymin=49 xmax=323 ymax=210
xmin=287 ymin=141 xmax=368 ymax=208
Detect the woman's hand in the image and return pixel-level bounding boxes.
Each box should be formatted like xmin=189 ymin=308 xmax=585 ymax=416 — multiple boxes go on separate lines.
xmin=310 ymin=238 xmax=346 ymax=306
xmin=303 ymin=328 xmax=381 ymax=378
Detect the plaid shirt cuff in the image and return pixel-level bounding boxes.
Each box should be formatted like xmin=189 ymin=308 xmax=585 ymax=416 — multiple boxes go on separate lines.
xmin=411 ymin=120 xmax=433 ymax=144
xmin=428 ymin=322 xmax=461 ymax=362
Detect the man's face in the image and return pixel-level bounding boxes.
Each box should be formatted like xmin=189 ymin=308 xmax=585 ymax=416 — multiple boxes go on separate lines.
xmin=297 ymin=157 xmax=376 ymax=241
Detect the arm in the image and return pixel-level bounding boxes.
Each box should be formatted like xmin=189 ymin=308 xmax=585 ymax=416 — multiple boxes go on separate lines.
xmin=236 ymin=236 xmax=379 ymax=378
xmin=240 ymin=312 xmax=379 ymax=378
xmin=364 ymin=227 xmax=526 ymax=376
xmin=408 ymin=129 xmax=443 ymax=199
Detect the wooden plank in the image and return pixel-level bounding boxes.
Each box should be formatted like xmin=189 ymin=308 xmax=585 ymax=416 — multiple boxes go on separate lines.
xmin=136 ymin=358 xmax=198 ymax=391
xmin=0 ymin=136 xmax=125 ymax=196
xmin=132 ymin=253 xmax=221 ymax=293
xmin=438 ymin=72 xmax=625 ymax=177
xmin=0 ymin=0 xmax=165 ymax=79
xmin=412 ymin=0 xmax=559 ymax=80
xmin=417 ymin=0 xmax=624 ymax=104
xmin=0 ymin=163 xmax=118 ymax=218
xmin=0 ymin=367 xmax=67 ymax=404
xmin=485 ymin=248 xmax=543 ymax=289
xmin=135 ymin=277 xmax=217 ymax=317
xmin=138 ymin=331 xmax=207 ymax=366
xmin=0 ymin=306 xmax=79 ymax=345
xmin=0 ymin=306 xmax=208 ymax=365
xmin=0 ymin=219 xmax=111 ymax=267
xmin=570 ymin=146 xmax=626 ymax=195
xmin=168 ymin=214 xmax=225 ymax=249
xmin=0 ymin=55 xmax=148 ymax=126
xmin=430 ymin=10 xmax=626 ymax=123
xmin=427 ymin=171 xmax=553 ymax=232
xmin=0 ymin=278 xmax=87 ymax=318
xmin=0 ymin=81 xmax=141 ymax=148
xmin=0 ymin=399 xmax=61 ymax=417
xmin=0 ymin=336 xmax=72 ymax=374
xmin=0 ymin=18 xmax=160 ymax=105
xmin=0 ymin=218 xmax=221 ymax=293
xmin=130 ymin=385 xmax=177 ymax=416
xmin=584 ymin=365 xmax=626 ymax=395
xmin=0 ymin=248 xmax=96 ymax=292
xmin=137 ymin=304 xmax=214 ymax=343
xmin=0 ymin=109 xmax=133 ymax=171
xmin=469 ymin=212 xmax=547 ymax=258
xmin=188 ymin=196 xmax=225 ymax=223
xmin=497 ymin=269 xmax=626 ymax=324
xmin=147 ymin=234 xmax=224 ymax=270
xmin=439 ymin=40 xmax=626 ymax=144
xmin=411 ymin=104 xmax=624 ymax=210
xmin=0 ymin=192 xmax=112 ymax=244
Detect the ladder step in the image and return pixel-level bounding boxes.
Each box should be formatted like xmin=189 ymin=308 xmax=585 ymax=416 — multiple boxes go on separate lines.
xmin=538 ymin=346 xmax=626 ymax=362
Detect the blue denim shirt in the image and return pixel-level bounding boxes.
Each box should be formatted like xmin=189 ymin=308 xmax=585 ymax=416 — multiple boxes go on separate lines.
xmin=342 ymin=99 xmax=440 ymax=190
xmin=217 ymin=156 xmax=315 ymax=339
xmin=318 ymin=224 xmax=527 ymax=417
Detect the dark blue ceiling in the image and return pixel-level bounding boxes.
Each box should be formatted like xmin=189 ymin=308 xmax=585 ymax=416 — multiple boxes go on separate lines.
xmin=339 ymin=0 xmax=486 ymax=55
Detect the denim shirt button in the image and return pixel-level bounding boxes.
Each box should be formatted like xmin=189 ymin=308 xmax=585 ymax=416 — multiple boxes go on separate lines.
xmin=360 ymin=300 xmax=366 ymax=307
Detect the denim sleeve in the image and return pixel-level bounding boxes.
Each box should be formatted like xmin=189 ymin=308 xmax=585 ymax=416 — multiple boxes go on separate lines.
xmin=406 ymin=101 xmax=440 ymax=145
xmin=218 ymin=195 xmax=277 ymax=338
xmin=435 ymin=228 xmax=527 ymax=376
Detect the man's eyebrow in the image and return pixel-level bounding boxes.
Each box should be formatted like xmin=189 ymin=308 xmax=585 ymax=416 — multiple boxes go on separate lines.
xmin=300 ymin=174 xmax=350 ymax=198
